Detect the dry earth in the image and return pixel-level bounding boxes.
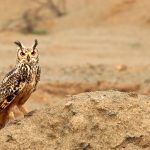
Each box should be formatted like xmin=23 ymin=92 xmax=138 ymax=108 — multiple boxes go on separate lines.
xmin=0 ymin=91 xmax=150 ymax=150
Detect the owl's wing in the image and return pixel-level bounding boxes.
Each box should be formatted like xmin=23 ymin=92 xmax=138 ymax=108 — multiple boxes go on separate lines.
xmin=33 ymin=66 xmax=41 ymax=92
xmin=0 ymin=68 xmax=25 ymax=112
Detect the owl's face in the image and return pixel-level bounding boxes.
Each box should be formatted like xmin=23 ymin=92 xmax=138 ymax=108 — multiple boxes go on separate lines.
xmin=17 ymin=48 xmax=39 ymax=64
xmin=15 ymin=40 xmax=39 ymax=64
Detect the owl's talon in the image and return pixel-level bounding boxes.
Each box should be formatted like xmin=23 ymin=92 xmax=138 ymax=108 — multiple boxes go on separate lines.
xmin=25 ymin=110 xmax=37 ymax=117
xmin=9 ymin=119 xmax=21 ymax=125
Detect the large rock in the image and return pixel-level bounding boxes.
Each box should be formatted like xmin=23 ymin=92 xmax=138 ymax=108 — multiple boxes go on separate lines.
xmin=0 ymin=91 xmax=150 ymax=150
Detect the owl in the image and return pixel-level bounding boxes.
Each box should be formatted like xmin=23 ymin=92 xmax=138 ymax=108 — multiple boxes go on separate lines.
xmin=0 ymin=40 xmax=41 ymax=129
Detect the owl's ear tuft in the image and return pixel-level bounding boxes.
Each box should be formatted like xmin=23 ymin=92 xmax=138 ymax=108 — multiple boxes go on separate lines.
xmin=33 ymin=39 xmax=38 ymax=50
xmin=14 ymin=41 xmax=23 ymax=50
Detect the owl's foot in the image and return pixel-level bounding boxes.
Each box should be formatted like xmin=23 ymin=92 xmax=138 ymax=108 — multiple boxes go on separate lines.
xmin=17 ymin=105 xmax=28 ymax=116
xmin=9 ymin=119 xmax=21 ymax=125
xmin=8 ymin=111 xmax=21 ymax=125
xmin=25 ymin=110 xmax=37 ymax=117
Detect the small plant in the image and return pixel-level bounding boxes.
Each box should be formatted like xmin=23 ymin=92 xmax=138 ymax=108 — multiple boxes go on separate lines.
xmin=21 ymin=28 xmax=48 ymax=35
xmin=32 ymin=28 xmax=48 ymax=35
xmin=129 ymin=42 xmax=142 ymax=48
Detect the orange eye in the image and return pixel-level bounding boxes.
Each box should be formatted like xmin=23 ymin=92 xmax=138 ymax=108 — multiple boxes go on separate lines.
xmin=20 ymin=52 xmax=25 ymax=56
xmin=31 ymin=51 xmax=36 ymax=55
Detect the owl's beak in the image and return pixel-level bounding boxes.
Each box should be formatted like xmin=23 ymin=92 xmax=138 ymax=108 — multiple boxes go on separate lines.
xmin=27 ymin=55 xmax=30 ymax=62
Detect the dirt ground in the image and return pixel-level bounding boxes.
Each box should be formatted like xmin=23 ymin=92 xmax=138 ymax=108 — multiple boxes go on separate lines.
xmin=0 ymin=0 xmax=150 ymax=149
xmin=0 ymin=91 xmax=150 ymax=150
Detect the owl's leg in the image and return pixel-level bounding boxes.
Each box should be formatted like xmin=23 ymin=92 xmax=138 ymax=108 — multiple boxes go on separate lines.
xmin=8 ymin=111 xmax=15 ymax=120
xmin=17 ymin=105 xmax=28 ymax=116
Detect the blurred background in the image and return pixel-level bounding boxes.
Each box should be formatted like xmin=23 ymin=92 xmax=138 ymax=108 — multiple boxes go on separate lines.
xmin=0 ymin=0 xmax=150 ymax=111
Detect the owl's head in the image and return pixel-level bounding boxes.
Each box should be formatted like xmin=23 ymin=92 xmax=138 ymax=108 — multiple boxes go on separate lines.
xmin=14 ymin=39 xmax=39 ymax=64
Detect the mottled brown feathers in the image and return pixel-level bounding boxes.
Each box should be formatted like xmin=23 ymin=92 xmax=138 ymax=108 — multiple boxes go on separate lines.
xmin=14 ymin=41 xmax=23 ymax=50
xmin=33 ymin=39 xmax=38 ymax=50
xmin=0 ymin=40 xmax=40 ymax=128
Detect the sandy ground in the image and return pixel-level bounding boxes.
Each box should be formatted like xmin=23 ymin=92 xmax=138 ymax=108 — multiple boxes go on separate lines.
xmin=0 ymin=91 xmax=150 ymax=150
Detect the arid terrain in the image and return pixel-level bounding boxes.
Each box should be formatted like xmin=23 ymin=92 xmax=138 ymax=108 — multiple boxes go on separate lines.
xmin=1 ymin=91 xmax=150 ymax=150
xmin=0 ymin=0 xmax=150 ymax=149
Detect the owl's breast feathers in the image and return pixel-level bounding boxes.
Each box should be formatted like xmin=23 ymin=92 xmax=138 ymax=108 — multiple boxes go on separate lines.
xmin=0 ymin=63 xmax=41 ymax=112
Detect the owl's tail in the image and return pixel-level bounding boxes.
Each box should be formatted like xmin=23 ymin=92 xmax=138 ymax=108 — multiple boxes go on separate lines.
xmin=0 ymin=110 xmax=9 ymax=129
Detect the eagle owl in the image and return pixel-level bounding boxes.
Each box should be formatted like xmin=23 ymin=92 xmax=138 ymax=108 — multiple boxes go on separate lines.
xmin=0 ymin=40 xmax=41 ymax=128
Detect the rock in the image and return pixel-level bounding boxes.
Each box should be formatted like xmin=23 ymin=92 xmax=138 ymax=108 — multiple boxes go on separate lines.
xmin=0 ymin=91 xmax=150 ymax=150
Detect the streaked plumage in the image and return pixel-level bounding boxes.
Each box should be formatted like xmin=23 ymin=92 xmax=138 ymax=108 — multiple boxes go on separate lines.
xmin=0 ymin=40 xmax=40 ymax=128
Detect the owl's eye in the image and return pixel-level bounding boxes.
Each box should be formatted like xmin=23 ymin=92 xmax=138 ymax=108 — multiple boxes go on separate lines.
xmin=31 ymin=51 xmax=36 ymax=55
xmin=20 ymin=52 xmax=25 ymax=56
